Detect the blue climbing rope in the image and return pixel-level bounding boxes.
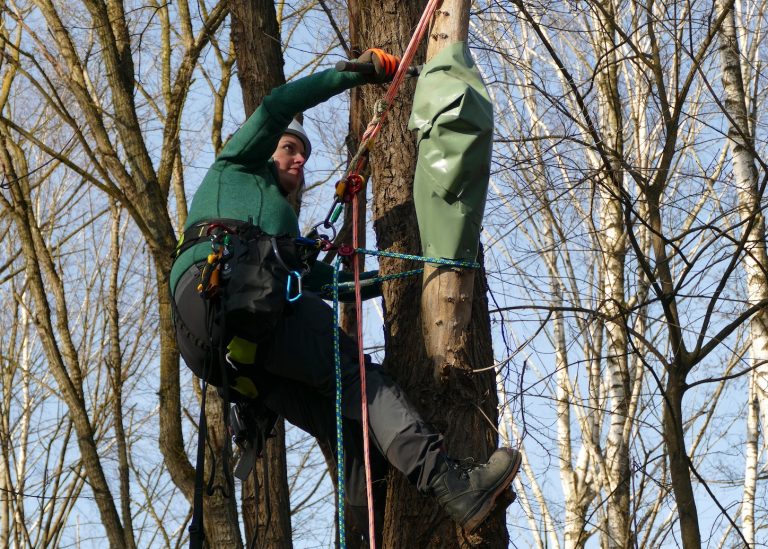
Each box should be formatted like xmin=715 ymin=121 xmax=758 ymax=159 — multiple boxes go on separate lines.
xmin=321 ymin=250 xmax=479 ymax=298
xmin=355 ymin=247 xmax=481 ymax=269
xmin=332 ymin=256 xmax=346 ymax=547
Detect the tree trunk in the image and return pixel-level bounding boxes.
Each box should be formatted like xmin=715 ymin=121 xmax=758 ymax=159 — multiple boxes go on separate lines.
xmin=339 ymin=5 xmax=369 ymax=544
xmin=663 ymin=372 xmax=700 ymax=548
xmin=717 ymin=3 xmax=767 ymax=544
xmin=646 ymin=189 xmax=700 ymax=547
xmin=591 ymin=1 xmax=632 ymax=544
xmin=339 ymin=0 xmax=367 ymax=343
xmin=107 ymin=205 xmax=137 ymax=549
xmin=198 ymin=387 xmax=242 ymax=548
xmin=743 ymin=376 xmax=759 ymax=544
xmin=357 ymin=1 xmax=506 ymax=546
xmin=229 ymin=0 xmax=285 ymax=115
xmin=242 ymin=422 xmax=293 ymax=547
xmin=547 ymin=227 xmax=591 ymax=549
xmin=419 ymin=0 xmax=475 ymax=387
xmin=228 ymin=1 xmax=293 ymax=546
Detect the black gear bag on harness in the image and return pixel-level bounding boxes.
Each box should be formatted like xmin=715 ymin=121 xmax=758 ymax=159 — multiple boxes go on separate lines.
xmin=224 ymin=223 xmax=308 ymax=345
xmin=174 ymin=218 xmax=317 ymax=385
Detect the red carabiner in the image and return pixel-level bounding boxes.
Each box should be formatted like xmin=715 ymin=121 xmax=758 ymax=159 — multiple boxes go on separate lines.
xmin=343 ymin=174 xmax=364 ymax=203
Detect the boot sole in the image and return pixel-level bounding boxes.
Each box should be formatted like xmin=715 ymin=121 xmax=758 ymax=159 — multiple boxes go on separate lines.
xmin=461 ymin=448 xmax=522 ymax=533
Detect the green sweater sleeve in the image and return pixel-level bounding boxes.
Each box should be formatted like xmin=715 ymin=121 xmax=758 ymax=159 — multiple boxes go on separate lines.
xmin=218 ymin=69 xmax=367 ymax=170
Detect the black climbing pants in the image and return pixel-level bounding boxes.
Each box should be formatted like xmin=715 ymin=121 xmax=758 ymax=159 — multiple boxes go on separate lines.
xmin=173 ymin=264 xmax=444 ymax=513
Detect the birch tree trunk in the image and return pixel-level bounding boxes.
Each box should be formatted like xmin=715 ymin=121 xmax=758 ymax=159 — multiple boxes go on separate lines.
xmin=553 ymin=278 xmax=591 ymax=549
xmin=718 ymin=2 xmax=768 ymax=544
xmin=590 ymin=1 xmax=632 ymax=544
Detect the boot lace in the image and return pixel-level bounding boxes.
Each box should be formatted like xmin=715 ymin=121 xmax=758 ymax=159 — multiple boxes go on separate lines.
xmin=449 ymin=457 xmax=483 ymax=479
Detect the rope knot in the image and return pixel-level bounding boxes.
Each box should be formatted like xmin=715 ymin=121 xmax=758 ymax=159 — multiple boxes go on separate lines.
xmin=374 ymin=99 xmax=388 ymax=116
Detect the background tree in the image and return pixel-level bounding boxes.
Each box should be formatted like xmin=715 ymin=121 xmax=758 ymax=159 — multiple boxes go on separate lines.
xmin=719 ymin=0 xmax=768 ymax=545
xmin=354 ymin=1 xmax=509 ymax=546
xmin=473 ymin=0 xmax=768 ymax=545
xmin=0 ymin=1 xmax=235 ymax=545
xmin=227 ymin=0 xmax=292 ymax=545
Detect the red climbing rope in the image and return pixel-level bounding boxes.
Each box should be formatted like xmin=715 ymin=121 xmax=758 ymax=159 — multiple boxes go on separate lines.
xmin=350 ymin=1 xmax=445 ymax=546
xmin=352 ymin=187 xmax=372 ymax=545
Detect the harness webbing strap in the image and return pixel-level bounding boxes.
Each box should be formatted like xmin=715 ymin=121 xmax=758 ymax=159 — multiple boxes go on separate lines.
xmin=188 ymin=381 xmax=208 ymax=549
xmin=188 ymin=298 xmax=220 ymax=549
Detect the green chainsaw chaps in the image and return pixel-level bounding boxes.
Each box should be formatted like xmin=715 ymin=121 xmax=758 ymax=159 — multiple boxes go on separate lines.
xmin=408 ymin=41 xmax=494 ymax=262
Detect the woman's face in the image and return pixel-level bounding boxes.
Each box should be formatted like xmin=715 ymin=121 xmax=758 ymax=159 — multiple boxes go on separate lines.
xmin=272 ymin=134 xmax=306 ymax=194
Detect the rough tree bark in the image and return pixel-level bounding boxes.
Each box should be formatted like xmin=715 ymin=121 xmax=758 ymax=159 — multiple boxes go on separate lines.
xmin=228 ymin=1 xmax=293 ymax=546
xmin=339 ymin=0 xmax=366 ymax=347
xmin=357 ymin=1 xmax=508 ymax=546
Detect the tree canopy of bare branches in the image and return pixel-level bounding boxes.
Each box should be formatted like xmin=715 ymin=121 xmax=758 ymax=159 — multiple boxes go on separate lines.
xmin=1 ymin=0 xmax=767 ymax=547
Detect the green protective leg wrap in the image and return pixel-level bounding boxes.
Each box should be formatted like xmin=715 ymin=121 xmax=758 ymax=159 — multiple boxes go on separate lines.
xmin=408 ymin=41 xmax=493 ymax=261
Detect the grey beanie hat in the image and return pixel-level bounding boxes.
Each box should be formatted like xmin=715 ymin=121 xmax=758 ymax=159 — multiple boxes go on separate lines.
xmin=283 ymin=119 xmax=311 ymax=160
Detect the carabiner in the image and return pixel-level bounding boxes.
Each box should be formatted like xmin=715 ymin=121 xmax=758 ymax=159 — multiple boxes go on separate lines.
xmin=286 ymin=271 xmax=303 ymax=302
xmin=310 ymin=219 xmax=337 ymax=242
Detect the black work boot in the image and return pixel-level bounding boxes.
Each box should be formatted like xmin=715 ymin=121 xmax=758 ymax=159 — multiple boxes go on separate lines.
xmin=428 ymin=447 xmax=522 ymax=532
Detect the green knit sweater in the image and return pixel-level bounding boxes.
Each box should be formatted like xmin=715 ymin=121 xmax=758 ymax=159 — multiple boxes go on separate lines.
xmin=170 ymin=69 xmax=378 ymax=297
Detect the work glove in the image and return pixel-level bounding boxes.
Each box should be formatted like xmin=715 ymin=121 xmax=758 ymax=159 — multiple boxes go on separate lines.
xmin=356 ymin=48 xmax=400 ymax=83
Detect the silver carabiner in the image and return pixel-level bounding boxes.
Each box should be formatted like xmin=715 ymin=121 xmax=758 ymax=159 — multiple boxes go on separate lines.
xmin=310 ymin=219 xmax=337 ymax=242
